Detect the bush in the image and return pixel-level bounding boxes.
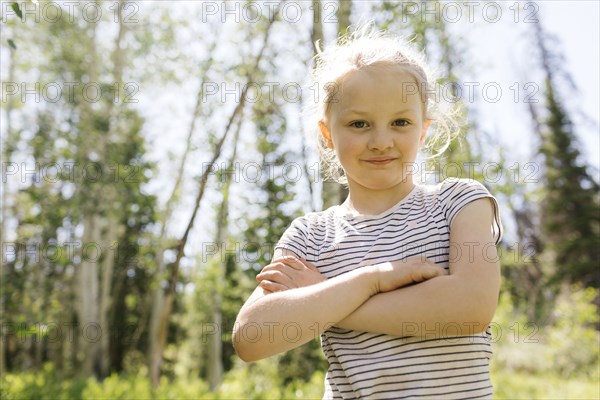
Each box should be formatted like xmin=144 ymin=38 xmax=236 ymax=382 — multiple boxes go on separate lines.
xmin=492 ymin=370 xmax=600 ymax=399
xmin=545 ymin=286 xmax=599 ymax=377
xmin=2 ymin=287 xmax=597 ymax=400
xmin=490 ymin=285 xmax=600 ymax=399
xmin=0 ymin=363 xmax=87 ymax=400
xmin=0 ymin=360 xmax=323 ymax=400
xmin=217 ymin=356 xmax=324 ymax=399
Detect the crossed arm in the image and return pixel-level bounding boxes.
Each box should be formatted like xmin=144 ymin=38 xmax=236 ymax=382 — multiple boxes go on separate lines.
xmin=232 ymin=198 xmax=500 ymax=362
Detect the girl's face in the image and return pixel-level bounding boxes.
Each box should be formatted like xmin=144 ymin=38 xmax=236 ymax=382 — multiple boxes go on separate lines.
xmin=319 ymin=64 xmax=430 ymax=196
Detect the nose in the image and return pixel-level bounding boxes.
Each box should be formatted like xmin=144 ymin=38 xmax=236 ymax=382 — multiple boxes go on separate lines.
xmin=367 ymin=126 xmax=393 ymax=151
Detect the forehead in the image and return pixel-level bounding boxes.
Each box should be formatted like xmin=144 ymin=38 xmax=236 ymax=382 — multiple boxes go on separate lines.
xmin=328 ymin=64 xmax=422 ymax=116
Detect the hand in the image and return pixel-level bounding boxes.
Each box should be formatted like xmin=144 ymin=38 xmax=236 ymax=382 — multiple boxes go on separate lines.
xmin=256 ymin=256 xmax=325 ymax=293
xmin=375 ymin=255 xmax=448 ymax=293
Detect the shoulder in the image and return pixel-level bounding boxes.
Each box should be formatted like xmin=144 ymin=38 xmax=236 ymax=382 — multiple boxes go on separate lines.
xmin=291 ymin=206 xmax=340 ymax=228
xmin=280 ymin=207 xmax=339 ymax=241
xmin=440 ymin=177 xmax=491 ymax=194
xmin=436 ymin=177 xmax=503 ymax=244
xmin=303 ymin=207 xmax=335 ymax=221
xmin=276 ymin=208 xmax=340 ymax=260
xmin=414 ymin=177 xmax=491 ymax=203
xmin=434 ymin=177 xmax=496 ymax=208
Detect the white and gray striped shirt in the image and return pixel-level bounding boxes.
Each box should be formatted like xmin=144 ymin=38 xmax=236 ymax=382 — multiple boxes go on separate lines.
xmin=275 ymin=178 xmax=503 ymax=399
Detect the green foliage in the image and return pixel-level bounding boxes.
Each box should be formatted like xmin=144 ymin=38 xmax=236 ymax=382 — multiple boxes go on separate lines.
xmin=535 ymin=27 xmax=600 ymax=288
xmin=83 ymin=374 xmax=212 ymax=400
xmin=492 ymin=370 xmax=600 ymax=400
xmin=491 ymin=286 xmax=600 ymax=380
xmin=3 ymin=355 xmax=598 ymax=400
xmin=0 ymin=361 xmax=324 ymax=400
xmin=1 ymin=0 xmax=158 ymax=377
xmin=82 ymin=374 xmax=153 ymax=399
xmin=3 ymin=283 xmax=599 ymax=398
xmin=277 ymin=343 xmax=327 ymax=387
xmin=219 ymin=358 xmax=325 ymax=399
xmin=182 ymin=252 xmax=255 ymax=380
xmin=0 ymin=364 xmax=87 ymax=400
xmin=497 ymin=241 xmax=556 ymax=323
xmin=3 ymin=1 xmax=599 ymax=396
xmin=545 ymin=287 xmax=599 ymax=376
xmin=10 ymin=2 xmax=22 ymax=18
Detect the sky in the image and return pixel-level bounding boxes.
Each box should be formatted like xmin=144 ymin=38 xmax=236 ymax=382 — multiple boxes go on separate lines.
xmin=465 ymin=0 xmax=599 ymax=171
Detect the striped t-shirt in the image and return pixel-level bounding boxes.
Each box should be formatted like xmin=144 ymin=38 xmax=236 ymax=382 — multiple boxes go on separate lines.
xmin=275 ymin=177 xmax=504 ymax=399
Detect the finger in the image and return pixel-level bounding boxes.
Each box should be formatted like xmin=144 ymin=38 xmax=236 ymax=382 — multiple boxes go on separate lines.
xmin=259 ymin=263 xmax=295 ymax=279
xmin=262 ymin=260 xmax=297 ymax=271
xmin=421 ymin=265 xmax=447 ymax=279
xmin=298 ymin=258 xmax=320 ymax=272
xmin=275 ymin=256 xmax=306 ymax=270
xmin=258 ymin=280 xmax=290 ymax=292
xmin=272 ymin=255 xmax=299 ymax=265
xmin=257 ymin=270 xmax=294 ymax=287
xmin=424 ymin=258 xmax=440 ymax=267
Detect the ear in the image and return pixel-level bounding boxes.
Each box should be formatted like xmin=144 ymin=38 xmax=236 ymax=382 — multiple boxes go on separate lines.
xmin=319 ymin=120 xmax=334 ymax=149
xmin=419 ymin=119 xmax=432 ymax=145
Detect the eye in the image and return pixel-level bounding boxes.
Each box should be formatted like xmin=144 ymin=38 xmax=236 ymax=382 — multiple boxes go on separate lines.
xmin=392 ymin=119 xmax=410 ymax=127
xmin=349 ymin=121 xmax=368 ymax=129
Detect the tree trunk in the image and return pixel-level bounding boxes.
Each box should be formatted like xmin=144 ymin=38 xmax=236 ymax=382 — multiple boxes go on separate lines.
xmin=99 ymin=0 xmax=127 ymax=377
xmin=337 ymin=0 xmax=351 ymax=36
xmin=78 ymin=214 xmax=102 ymax=376
xmin=207 ymin=111 xmax=242 ymax=390
xmin=148 ymin=10 xmax=279 ymax=387
xmin=149 ymin=86 xmax=247 ymax=387
xmin=0 ymin=34 xmax=17 ymax=378
xmin=75 ymin=1 xmax=103 ymax=378
xmin=147 ymin=36 xmax=218 ymax=384
xmin=99 ymin=223 xmax=117 ymax=377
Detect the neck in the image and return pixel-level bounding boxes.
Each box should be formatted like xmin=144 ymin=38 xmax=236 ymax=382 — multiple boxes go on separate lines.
xmin=344 ymin=180 xmax=416 ymax=216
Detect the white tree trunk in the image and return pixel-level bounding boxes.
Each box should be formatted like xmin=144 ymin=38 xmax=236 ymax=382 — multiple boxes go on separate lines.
xmin=78 ymin=214 xmax=101 ymax=376
xmin=99 ymin=223 xmax=118 ymax=377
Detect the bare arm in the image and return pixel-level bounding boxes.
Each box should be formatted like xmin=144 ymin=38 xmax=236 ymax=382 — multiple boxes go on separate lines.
xmin=232 ymin=250 xmax=445 ymax=362
xmin=335 ymin=198 xmax=501 ymax=337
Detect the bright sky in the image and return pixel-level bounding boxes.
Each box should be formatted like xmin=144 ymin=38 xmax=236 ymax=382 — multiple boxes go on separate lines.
xmin=464 ymin=0 xmax=599 ymax=171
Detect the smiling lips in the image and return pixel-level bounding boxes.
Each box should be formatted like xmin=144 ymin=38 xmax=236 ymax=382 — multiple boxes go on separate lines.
xmin=363 ymin=157 xmax=398 ymax=166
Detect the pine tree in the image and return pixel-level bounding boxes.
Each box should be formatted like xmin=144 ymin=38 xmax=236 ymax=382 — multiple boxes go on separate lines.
xmin=533 ymin=20 xmax=600 ymax=289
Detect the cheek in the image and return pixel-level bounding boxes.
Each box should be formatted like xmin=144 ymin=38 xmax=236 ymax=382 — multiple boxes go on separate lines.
xmin=334 ymin=136 xmax=361 ymax=156
xmin=396 ymin=134 xmax=422 ymax=156
xmin=334 ymin=143 xmax=351 ymax=162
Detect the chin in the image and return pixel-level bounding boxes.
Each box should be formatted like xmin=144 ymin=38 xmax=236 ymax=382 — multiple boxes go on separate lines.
xmin=360 ymin=180 xmax=405 ymax=191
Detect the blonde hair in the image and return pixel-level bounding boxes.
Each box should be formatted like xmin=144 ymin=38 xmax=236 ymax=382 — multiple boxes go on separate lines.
xmin=302 ymin=22 xmax=461 ymax=184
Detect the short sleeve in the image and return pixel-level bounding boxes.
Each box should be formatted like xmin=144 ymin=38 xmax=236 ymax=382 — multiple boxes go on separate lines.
xmin=440 ymin=178 xmax=504 ymax=245
xmin=274 ymin=216 xmax=308 ymax=259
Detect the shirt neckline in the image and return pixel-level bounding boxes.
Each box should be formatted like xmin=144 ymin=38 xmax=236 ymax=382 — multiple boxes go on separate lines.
xmin=335 ymin=184 xmax=421 ymax=221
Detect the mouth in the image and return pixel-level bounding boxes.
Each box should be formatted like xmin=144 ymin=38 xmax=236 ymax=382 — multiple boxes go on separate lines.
xmin=363 ymin=157 xmax=397 ymax=165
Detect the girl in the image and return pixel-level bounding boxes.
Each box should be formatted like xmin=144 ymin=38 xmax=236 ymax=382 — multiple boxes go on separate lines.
xmin=233 ymin=25 xmax=503 ymax=399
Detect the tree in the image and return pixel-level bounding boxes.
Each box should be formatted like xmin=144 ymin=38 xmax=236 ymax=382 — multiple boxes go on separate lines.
xmin=532 ymin=19 xmax=600 ymax=289
xmin=1 ymin=1 xmax=158 ymax=379
xmin=147 ymin=5 xmax=282 ymax=386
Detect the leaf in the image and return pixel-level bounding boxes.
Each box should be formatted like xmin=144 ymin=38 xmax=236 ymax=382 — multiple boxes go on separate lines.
xmin=7 ymin=39 xmax=16 ymax=50
xmin=11 ymin=2 xmax=22 ymax=19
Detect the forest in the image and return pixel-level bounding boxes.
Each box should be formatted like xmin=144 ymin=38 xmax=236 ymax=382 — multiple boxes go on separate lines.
xmin=1 ymin=1 xmax=599 ymax=399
